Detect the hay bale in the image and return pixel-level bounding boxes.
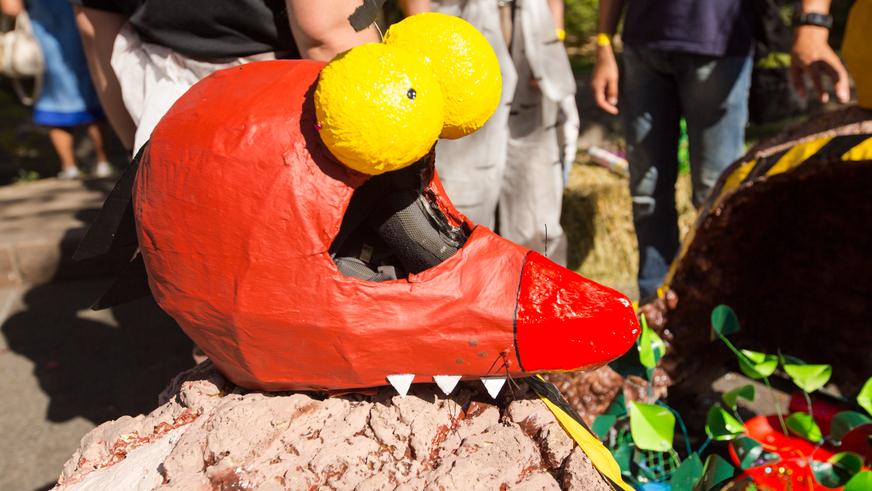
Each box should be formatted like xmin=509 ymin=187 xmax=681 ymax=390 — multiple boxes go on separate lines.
xmin=562 ymin=161 xmax=695 ymax=298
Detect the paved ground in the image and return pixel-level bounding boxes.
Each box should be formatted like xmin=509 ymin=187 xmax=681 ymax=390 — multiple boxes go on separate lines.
xmin=0 ymin=281 xmax=195 ymax=491
xmin=0 ymin=177 xmax=196 ymax=490
xmin=0 ymin=178 xmax=117 ymax=288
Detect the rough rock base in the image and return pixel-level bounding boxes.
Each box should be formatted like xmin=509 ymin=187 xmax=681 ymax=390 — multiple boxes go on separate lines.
xmin=53 ymin=362 xmax=611 ymax=490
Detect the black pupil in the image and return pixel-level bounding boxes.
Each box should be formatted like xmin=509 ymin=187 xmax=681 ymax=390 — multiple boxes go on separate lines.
xmin=407 ymin=88 xmax=416 ymax=100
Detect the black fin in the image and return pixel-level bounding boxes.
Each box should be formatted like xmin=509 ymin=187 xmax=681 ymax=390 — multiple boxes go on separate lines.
xmin=91 ymin=253 xmax=151 ymax=310
xmin=73 ymin=144 xmax=145 ymax=261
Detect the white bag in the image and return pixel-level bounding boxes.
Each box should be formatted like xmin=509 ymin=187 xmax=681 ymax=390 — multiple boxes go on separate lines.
xmin=1 ymin=12 xmax=44 ymax=105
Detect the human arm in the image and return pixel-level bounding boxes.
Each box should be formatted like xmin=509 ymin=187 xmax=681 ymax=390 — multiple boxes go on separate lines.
xmin=590 ymin=0 xmax=625 ymax=115
xmin=790 ymin=0 xmax=850 ymax=103
xmin=285 ymin=0 xmax=380 ymax=61
xmin=547 ymin=0 xmax=564 ymax=30
xmin=74 ymin=6 xmax=136 ymax=151
xmin=400 ymin=0 xmax=430 ymax=15
xmin=0 ymin=0 xmax=23 ymax=17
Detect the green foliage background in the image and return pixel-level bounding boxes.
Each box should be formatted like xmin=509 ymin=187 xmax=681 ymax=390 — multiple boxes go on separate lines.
xmin=564 ymin=0 xmax=598 ymax=44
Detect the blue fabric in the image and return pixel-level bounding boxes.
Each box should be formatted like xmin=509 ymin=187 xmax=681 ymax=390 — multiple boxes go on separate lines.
xmin=33 ymin=108 xmax=104 ymax=126
xmin=623 ymin=0 xmax=752 ymax=57
xmin=621 ymin=46 xmax=753 ymax=300
xmin=28 ymin=0 xmax=103 ymax=126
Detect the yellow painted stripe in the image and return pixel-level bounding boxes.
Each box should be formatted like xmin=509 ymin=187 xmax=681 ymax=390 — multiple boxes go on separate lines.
xmin=713 ymin=159 xmax=757 ymax=208
xmin=538 ymin=389 xmax=634 ymax=491
xmin=841 ymin=136 xmax=872 ymax=161
xmin=765 ymin=137 xmax=832 ymax=176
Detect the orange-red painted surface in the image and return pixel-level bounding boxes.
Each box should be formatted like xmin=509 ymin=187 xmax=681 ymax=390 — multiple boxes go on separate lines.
xmin=134 ymin=60 xmax=639 ymax=391
xmin=731 ymin=415 xmax=871 ymax=490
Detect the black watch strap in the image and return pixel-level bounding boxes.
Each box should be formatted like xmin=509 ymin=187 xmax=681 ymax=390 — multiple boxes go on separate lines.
xmin=793 ymin=11 xmax=834 ymax=29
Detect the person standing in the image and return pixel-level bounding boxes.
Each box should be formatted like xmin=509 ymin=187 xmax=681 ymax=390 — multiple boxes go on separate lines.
xmin=403 ymin=0 xmax=579 ymax=266
xmin=592 ymin=0 xmax=753 ymax=301
xmin=71 ymin=0 xmax=379 ymax=154
xmin=1 ymin=0 xmax=113 ymax=179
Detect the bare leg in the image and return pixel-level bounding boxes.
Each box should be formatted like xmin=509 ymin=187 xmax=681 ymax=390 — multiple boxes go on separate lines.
xmin=48 ymin=127 xmax=77 ymax=171
xmin=86 ymin=122 xmax=109 ymax=163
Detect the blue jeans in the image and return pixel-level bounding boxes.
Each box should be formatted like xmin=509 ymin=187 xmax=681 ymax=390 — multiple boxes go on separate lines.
xmin=621 ymin=46 xmax=752 ymax=301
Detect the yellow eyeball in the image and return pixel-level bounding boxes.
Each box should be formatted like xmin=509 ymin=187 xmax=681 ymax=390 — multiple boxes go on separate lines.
xmin=384 ymin=13 xmax=502 ymax=140
xmin=314 ymin=43 xmax=444 ymax=175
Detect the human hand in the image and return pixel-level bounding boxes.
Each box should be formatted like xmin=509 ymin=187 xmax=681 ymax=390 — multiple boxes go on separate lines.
xmin=591 ymin=45 xmax=619 ymax=114
xmin=0 ymin=0 xmax=23 ymax=17
xmin=790 ymin=25 xmax=850 ymax=104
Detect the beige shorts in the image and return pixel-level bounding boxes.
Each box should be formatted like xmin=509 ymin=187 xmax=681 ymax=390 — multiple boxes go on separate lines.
xmin=111 ymin=24 xmax=275 ymax=154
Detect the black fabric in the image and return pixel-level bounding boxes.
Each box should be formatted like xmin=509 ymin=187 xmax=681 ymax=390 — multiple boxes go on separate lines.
xmin=622 ymin=0 xmax=753 ymax=57
xmin=70 ymin=0 xmax=299 ymax=60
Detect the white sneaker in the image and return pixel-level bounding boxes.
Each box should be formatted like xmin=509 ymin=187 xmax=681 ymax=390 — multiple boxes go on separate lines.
xmin=94 ymin=161 xmax=113 ymax=178
xmin=57 ymin=167 xmax=81 ymax=180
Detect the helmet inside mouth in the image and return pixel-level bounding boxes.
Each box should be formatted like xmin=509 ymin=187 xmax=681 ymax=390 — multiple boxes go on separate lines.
xmin=330 ymin=152 xmax=470 ymax=281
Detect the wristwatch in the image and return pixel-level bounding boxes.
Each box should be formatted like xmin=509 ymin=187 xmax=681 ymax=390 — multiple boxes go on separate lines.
xmin=793 ymin=11 xmax=834 ymax=29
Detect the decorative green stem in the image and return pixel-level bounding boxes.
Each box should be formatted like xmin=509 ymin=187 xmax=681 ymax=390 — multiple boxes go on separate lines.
xmin=763 ymin=377 xmax=788 ymax=435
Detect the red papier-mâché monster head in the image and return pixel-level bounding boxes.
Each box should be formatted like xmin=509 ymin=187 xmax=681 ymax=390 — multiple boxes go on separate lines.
xmin=133 ymin=60 xmax=639 ymax=393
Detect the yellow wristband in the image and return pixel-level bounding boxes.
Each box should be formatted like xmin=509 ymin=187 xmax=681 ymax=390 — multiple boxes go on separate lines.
xmin=596 ymin=33 xmax=612 ymax=47
xmin=556 ymin=28 xmax=566 ymax=42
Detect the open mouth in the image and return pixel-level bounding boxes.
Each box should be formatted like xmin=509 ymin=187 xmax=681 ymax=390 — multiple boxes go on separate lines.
xmin=330 ymin=151 xmax=470 ymax=282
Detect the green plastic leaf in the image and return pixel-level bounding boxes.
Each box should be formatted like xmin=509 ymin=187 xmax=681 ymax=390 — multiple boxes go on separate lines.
xmin=844 ymin=470 xmax=872 ymax=491
xmin=731 ymin=436 xmax=778 ymax=470
xmin=605 ymin=392 xmax=627 ymax=418
xmin=787 ymin=412 xmax=823 ymax=443
xmin=858 ymin=377 xmax=872 ymax=417
xmin=694 ymin=454 xmax=735 ymax=491
xmin=783 ymin=363 xmax=832 ymax=393
xmin=592 ymin=414 xmax=617 ymax=440
xmin=612 ymin=440 xmax=633 ymax=475
xmin=669 ymin=452 xmax=703 ymax=490
xmin=710 ymin=304 xmax=740 ymax=339
xmin=628 ymin=402 xmax=675 ymax=452
xmin=737 ymin=350 xmax=778 ymax=379
xmin=811 ymin=452 xmax=864 ymax=488
xmin=638 ymin=315 xmax=665 ymax=369
xmin=705 ymin=405 xmax=745 ymax=441
xmin=830 ymin=411 xmax=872 ymax=442
xmin=722 ymin=384 xmax=756 ymax=410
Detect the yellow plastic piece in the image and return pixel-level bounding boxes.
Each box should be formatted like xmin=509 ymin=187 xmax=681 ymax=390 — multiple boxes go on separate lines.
xmin=556 ymin=28 xmax=566 ymax=42
xmin=843 ymin=0 xmax=872 ymax=109
xmin=537 ymin=377 xmax=634 ymax=491
xmin=314 ymin=43 xmax=445 ymax=175
xmin=384 ymin=13 xmax=501 ymax=140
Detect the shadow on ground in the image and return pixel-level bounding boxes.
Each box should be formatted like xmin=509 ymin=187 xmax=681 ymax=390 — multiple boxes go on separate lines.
xmin=1 ymin=281 xmax=194 ymax=426
xmin=561 ymin=188 xmax=597 ymax=271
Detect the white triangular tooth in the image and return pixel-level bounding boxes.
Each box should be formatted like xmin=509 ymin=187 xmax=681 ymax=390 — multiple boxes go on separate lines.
xmin=387 ymin=374 xmax=415 ymax=397
xmin=433 ymin=375 xmax=462 ymax=395
xmin=480 ymin=376 xmax=507 ymax=399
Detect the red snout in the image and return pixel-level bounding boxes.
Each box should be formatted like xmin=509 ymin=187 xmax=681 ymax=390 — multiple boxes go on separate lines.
xmin=514 ymin=252 xmax=640 ymax=372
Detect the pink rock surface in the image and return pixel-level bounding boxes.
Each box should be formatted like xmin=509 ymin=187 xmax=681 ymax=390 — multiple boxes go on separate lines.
xmin=54 ymin=362 xmax=610 ymax=490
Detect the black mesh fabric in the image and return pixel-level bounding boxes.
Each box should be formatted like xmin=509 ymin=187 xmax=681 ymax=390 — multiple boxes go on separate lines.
xmin=330 ymin=153 xmax=468 ymax=280
xmin=368 ymin=190 xmax=462 ymax=274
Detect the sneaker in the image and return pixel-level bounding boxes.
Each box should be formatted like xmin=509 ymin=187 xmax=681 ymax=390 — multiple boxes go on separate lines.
xmin=94 ymin=161 xmax=113 ymax=178
xmin=57 ymin=167 xmax=81 ymax=180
